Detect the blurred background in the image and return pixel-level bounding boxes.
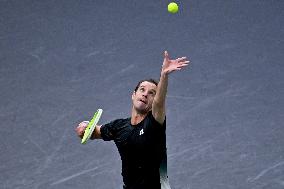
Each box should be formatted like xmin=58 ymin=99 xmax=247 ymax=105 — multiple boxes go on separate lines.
xmin=0 ymin=0 xmax=283 ymax=188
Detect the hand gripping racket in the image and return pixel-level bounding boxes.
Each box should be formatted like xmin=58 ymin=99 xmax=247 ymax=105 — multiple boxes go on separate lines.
xmin=81 ymin=109 xmax=103 ymax=144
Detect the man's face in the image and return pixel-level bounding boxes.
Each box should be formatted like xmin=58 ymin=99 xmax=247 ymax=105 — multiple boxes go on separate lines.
xmin=132 ymin=81 xmax=157 ymax=114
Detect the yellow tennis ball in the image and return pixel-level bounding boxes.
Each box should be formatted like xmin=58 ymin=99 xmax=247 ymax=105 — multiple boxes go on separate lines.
xmin=168 ymin=2 xmax=179 ymax=14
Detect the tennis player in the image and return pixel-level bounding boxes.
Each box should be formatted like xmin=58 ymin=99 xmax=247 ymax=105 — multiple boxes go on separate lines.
xmin=76 ymin=51 xmax=189 ymax=189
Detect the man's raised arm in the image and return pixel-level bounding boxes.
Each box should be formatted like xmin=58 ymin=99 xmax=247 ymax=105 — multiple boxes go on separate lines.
xmin=152 ymin=51 xmax=189 ymax=125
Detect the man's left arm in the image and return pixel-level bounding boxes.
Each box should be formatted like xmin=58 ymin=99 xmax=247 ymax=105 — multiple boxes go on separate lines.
xmin=152 ymin=71 xmax=168 ymax=125
xmin=152 ymin=51 xmax=189 ymax=125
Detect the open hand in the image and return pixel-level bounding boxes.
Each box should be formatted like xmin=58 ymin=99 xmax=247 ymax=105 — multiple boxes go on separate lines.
xmin=162 ymin=51 xmax=190 ymax=74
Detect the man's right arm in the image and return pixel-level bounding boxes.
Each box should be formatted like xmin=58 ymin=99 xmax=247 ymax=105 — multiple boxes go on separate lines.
xmin=75 ymin=121 xmax=102 ymax=140
xmin=91 ymin=125 xmax=102 ymax=139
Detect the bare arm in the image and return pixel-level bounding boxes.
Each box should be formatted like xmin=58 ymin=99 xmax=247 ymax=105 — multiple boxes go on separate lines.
xmin=152 ymin=51 xmax=189 ymax=125
xmin=75 ymin=121 xmax=102 ymax=140
xmin=152 ymin=72 xmax=168 ymax=125
xmin=90 ymin=125 xmax=102 ymax=139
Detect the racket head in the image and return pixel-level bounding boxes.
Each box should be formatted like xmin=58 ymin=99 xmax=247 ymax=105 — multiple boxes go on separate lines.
xmin=81 ymin=109 xmax=103 ymax=144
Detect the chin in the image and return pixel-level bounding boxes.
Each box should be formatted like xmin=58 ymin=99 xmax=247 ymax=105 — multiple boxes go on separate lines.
xmin=135 ymin=106 xmax=149 ymax=114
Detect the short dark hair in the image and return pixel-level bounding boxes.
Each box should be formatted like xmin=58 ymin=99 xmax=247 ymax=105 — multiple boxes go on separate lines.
xmin=134 ymin=78 xmax=158 ymax=92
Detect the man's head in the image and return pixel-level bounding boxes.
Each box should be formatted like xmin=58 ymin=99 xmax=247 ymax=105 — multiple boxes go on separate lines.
xmin=132 ymin=79 xmax=158 ymax=114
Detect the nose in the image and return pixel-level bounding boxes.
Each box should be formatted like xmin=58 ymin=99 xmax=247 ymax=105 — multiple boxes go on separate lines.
xmin=142 ymin=92 xmax=148 ymax=98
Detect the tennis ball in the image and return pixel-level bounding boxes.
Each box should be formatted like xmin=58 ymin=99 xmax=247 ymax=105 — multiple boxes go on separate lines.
xmin=168 ymin=2 xmax=179 ymax=14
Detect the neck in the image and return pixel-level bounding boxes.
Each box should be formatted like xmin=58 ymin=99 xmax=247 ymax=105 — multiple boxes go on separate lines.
xmin=131 ymin=107 xmax=148 ymax=125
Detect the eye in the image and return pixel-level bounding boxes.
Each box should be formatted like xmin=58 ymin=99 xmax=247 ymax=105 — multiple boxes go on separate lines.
xmin=149 ymin=91 xmax=156 ymax=96
xmin=140 ymin=88 xmax=144 ymax=92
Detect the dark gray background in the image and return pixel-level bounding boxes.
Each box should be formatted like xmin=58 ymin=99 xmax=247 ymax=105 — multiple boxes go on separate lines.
xmin=1 ymin=0 xmax=283 ymax=189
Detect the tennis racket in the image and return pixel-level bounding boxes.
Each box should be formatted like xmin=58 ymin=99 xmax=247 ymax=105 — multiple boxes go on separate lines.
xmin=81 ymin=109 xmax=103 ymax=144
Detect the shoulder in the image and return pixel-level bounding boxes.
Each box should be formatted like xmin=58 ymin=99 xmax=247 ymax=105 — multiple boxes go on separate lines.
xmin=146 ymin=111 xmax=166 ymax=127
xmin=100 ymin=117 xmax=130 ymax=141
xmin=102 ymin=118 xmax=129 ymax=128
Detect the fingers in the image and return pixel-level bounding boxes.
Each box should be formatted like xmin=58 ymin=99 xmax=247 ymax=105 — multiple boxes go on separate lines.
xmin=176 ymin=65 xmax=188 ymax=69
xmin=181 ymin=60 xmax=190 ymax=65
xmin=180 ymin=60 xmax=190 ymax=64
xmin=79 ymin=121 xmax=89 ymax=127
xmin=76 ymin=126 xmax=85 ymax=135
xmin=76 ymin=121 xmax=89 ymax=138
xmin=165 ymin=52 xmax=190 ymax=65
xmin=75 ymin=127 xmax=84 ymax=138
xmin=164 ymin=51 xmax=169 ymax=61
xmin=177 ymin=60 xmax=190 ymax=67
xmin=176 ymin=57 xmax=187 ymax=62
xmin=177 ymin=57 xmax=190 ymax=65
xmin=177 ymin=60 xmax=190 ymax=69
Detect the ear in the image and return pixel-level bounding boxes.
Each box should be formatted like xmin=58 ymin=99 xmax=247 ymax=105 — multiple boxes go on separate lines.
xmin=131 ymin=91 xmax=136 ymax=101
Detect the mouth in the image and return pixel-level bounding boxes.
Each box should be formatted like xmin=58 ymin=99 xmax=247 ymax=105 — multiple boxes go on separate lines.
xmin=139 ymin=99 xmax=147 ymax=104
